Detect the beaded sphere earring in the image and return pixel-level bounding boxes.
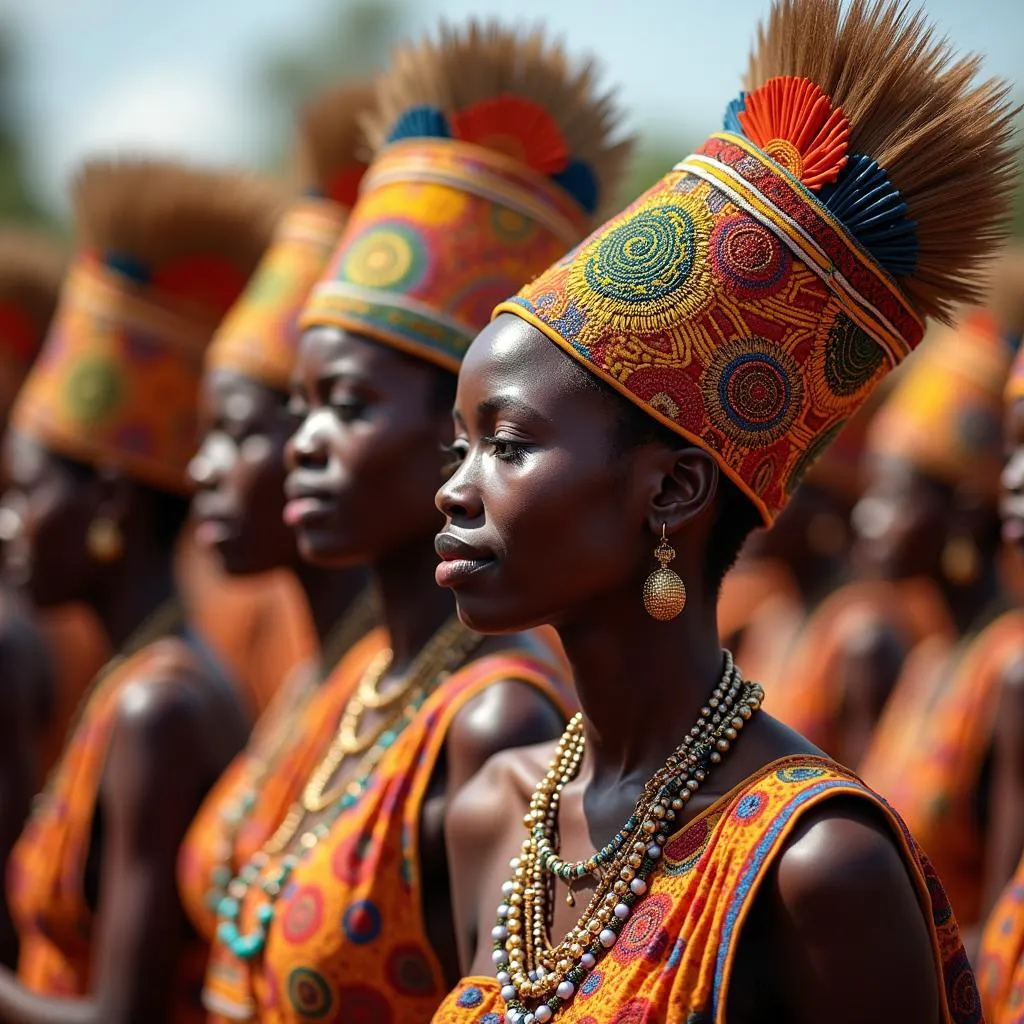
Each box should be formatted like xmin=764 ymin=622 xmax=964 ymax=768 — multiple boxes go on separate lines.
xmin=642 ymin=523 xmax=686 ymax=620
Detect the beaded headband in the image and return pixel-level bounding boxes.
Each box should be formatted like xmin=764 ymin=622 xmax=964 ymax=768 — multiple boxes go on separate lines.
xmin=207 ymin=83 xmax=375 ymax=390
xmin=495 ymin=0 xmax=1016 ymax=523
xmin=868 ymin=311 xmax=1014 ymax=498
xmin=11 ymin=161 xmax=282 ymax=493
xmin=299 ymin=21 xmax=632 ymax=372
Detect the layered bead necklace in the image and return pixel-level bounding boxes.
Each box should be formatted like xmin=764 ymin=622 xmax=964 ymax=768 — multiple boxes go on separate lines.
xmin=492 ymin=651 xmax=763 ymax=1023
xmin=202 ymin=591 xmax=378 ymax=914
xmin=215 ymin=615 xmax=482 ymax=959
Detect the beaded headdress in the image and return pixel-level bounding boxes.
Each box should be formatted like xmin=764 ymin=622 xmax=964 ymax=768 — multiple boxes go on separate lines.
xmin=995 ymin=247 xmax=1024 ymax=405
xmin=11 ymin=161 xmax=284 ymax=493
xmin=299 ymin=21 xmax=632 ymax=372
xmin=0 ymin=231 xmax=64 ymax=419
xmin=496 ymin=0 xmax=1018 ymax=523
xmin=868 ymin=310 xmax=1015 ymax=498
xmin=206 ymin=82 xmax=376 ymax=390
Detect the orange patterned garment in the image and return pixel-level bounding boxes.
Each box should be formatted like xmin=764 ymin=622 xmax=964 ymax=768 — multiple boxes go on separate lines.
xmin=978 ymin=851 xmax=1024 ymax=1023
xmin=5 ymin=641 xmax=209 ymax=1021
xmin=199 ymin=642 xmax=571 ymax=1022
xmin=432 ymin=756 xmax=979 ymax=1024
xmin=861 ymin=609 xmax=1024 ymax=928
xmin=767 ymin=576 xmax=954 ymax=754
xmin=175 ymin=630 xmax=381 ymax=945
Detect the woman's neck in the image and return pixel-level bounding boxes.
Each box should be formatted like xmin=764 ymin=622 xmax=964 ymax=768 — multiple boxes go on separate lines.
xmin=941 ymin=554 xmax=1002 ymax=636
xmin=294 ymin=561 xmax=368 ymax=645
xmin=557 ymin=575 xmax=724 ymax=789
xmin=91 ymin=547 xmax=177 ymax=651
xmin=371 ymin=532 xmax=455 ymax=671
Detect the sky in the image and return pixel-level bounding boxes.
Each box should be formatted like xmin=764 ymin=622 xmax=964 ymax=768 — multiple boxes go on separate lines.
xmin=3 ymin=0 xmax=1023 ymax=216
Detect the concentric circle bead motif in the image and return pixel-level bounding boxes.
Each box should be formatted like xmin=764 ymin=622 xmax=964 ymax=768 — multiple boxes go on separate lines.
xmin=286 ymin=966 xmax=335 ymax=1019
xmin=711 ymin=216 xmax=792 ymax=299
xmin=705 ymin=338 xmax=803 ymax=445
xmin=339 ymin=221 xmax=428 ymax=292
xmin=823 ymin=313 xmax=886 ymax=400
xmin=566 ymin=192 xmax=714 ymax=336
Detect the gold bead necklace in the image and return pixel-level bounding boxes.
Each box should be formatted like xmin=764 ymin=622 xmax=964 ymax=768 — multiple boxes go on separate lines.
xmin=491 ymin=651 xmax=763 ymax=1023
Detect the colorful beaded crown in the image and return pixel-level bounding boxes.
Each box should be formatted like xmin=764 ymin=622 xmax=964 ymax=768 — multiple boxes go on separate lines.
xmin=299 ymin=21 xmax=632 ymax=372
xmin=11 ymin=161 xmax=283 ymax=493
xmin=0 ymin=231 xmax=64 ymax=417
xmin=496 ymin=0 xmax=1017 ymax=523
xmin=868 ymin=310 xmax=1016 ymax=498
xmin=207 ymin=83 xmax=375 ymax=390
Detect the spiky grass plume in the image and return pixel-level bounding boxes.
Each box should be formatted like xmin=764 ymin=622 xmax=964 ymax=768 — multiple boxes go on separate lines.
xmin=72 ymin=160 xmax=287 ymax=273
xmin=744 ymin=0 xmax=1018 ymax=322
xmin=293 ymin=80 xmax=376 ymax=196
xmin=0 ymin=230 xmax=65 ymax=335
xmin=363 ymin=20 xmax=633 ymax=220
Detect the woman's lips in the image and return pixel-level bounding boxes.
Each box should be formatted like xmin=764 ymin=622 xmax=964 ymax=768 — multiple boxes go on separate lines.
xmin=435 ymin=556 xmax=494 ymax=587
xmin=1002 ymin=515 xmax=1024 ymax=544
xmin=283 ymin=495 xmax=335 ymax=527
xmin=193 ymin=518 xmax=232 ymax=548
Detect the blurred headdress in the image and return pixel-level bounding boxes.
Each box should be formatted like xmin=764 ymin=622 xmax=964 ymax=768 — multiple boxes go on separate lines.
xmin=496 ymin=0 xmax=1017 ymax=522
xmin=299 ymin=21 xmax=633 ymax=371
xmin=206 ymin=82 xmax=376 ymax=389
xmin=11 ymin=160 xmax=284 ymax=492
xmin=869 ymin=310 xmax=1014 ymax=497
xmin=0 ymin=231 xmax=64 ymax=418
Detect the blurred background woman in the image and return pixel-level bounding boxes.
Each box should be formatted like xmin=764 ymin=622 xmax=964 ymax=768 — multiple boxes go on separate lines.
xmin=197 ymin=24 xmax=629 ymax=1021
xmin=0 ymin=160 xmax=279 ymax=1023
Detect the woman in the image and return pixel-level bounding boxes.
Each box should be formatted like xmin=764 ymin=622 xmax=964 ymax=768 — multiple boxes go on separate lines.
xmin=858 ymin=308 xmax=1020 ymax=932
xmin=197 ymin=24 xmax=627 ymax=1022
xmin=178 ymin=80 xmax=378 ymax=945
xmin=432 ymin=1 xmax=1013 ymax=1020
xmin=0 ymin=230 xmax=67 ymax=969
xmin=0 ymin=160 xmax=280 ymax=1023
xmin=977 ymin=337 xmax=1024 ymax=1021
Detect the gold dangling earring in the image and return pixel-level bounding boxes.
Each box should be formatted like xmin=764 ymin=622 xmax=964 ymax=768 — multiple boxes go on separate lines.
xmin=941 ymin=533 xmax=980 ymax=586
xmin=643 ymin=524 xmax=687 ymax=621
xmin=87 ymin=517 xmax=124 ymax=563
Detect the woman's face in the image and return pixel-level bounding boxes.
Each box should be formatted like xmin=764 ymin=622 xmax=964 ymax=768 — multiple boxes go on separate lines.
xmin=190 ymin=369 xmax=297 ymax=576
xmin=1001 ymin=398 xmax=1024 ymax=550
xmin=434 ymin=314 xmax=657 ymax=634
xmin=0 ymin=431 xmax=99 ymax=606
xmin=851 ymin=453 xmax=949 ymax=580
xmin=284 ymin=325 xmax=453 ymax=567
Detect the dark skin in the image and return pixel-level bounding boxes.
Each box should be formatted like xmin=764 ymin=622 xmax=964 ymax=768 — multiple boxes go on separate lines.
xmin=0 ymin=433 xmax=249 ymax=1024
xmin=436 ymin=314 xmax=942 ymax=1022
xmin=741 ymin=481 xmax=852 ymax=610
xmin=982 ymin=398 xmax=1024 ymax=932
xmin=189 ymin=369 xmax=365 ymax=645
xmin=0 ymin=588 xmax=53 ymax=968
xmin=282 ymin=325 xmax=565 ymax=985
xmin=840 ymin=453 xmax=1003 ymax=769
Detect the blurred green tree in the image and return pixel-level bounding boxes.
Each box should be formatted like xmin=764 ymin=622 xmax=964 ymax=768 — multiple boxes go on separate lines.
xmin=0 ymin=25 xmax=49 ymax=226
xmin=253 ymin=0 xmax=404 ymax=170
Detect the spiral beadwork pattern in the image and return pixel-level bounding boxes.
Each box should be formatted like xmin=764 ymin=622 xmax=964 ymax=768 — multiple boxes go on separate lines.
xmin=496 ymin=134 xmax=923 ymax=523
xmin=567 ymin=193 xmax=714 ymax=336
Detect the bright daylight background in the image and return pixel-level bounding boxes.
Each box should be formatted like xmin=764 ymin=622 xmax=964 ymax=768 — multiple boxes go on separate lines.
xmin=0 ymin=0 xmax=1022 ymax=231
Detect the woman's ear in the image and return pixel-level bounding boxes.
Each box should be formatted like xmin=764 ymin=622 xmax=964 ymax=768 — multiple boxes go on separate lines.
xmin=647 ymin=446 xmax=720 ymax=540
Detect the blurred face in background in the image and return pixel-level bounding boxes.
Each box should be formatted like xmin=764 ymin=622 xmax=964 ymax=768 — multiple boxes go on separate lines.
xmin=190 ymin=369 xmax=299 ymax=576
xmin=851 ymin=454 xmax=951 ymax=581
xmin=1001 ymin=398 xmax=1024 ymax=552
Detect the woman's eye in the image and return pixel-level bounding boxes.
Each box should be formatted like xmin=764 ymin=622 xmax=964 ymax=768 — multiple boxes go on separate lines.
xmin=483 ymin=435 xmax=528 ymax=466
xmin=329 ymin=396 xmax=366 ymax=422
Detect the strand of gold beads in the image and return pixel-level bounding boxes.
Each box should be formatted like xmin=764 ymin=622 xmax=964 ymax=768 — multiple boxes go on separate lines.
xmin=492 ymin=650 xmax=762 ymax=1023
